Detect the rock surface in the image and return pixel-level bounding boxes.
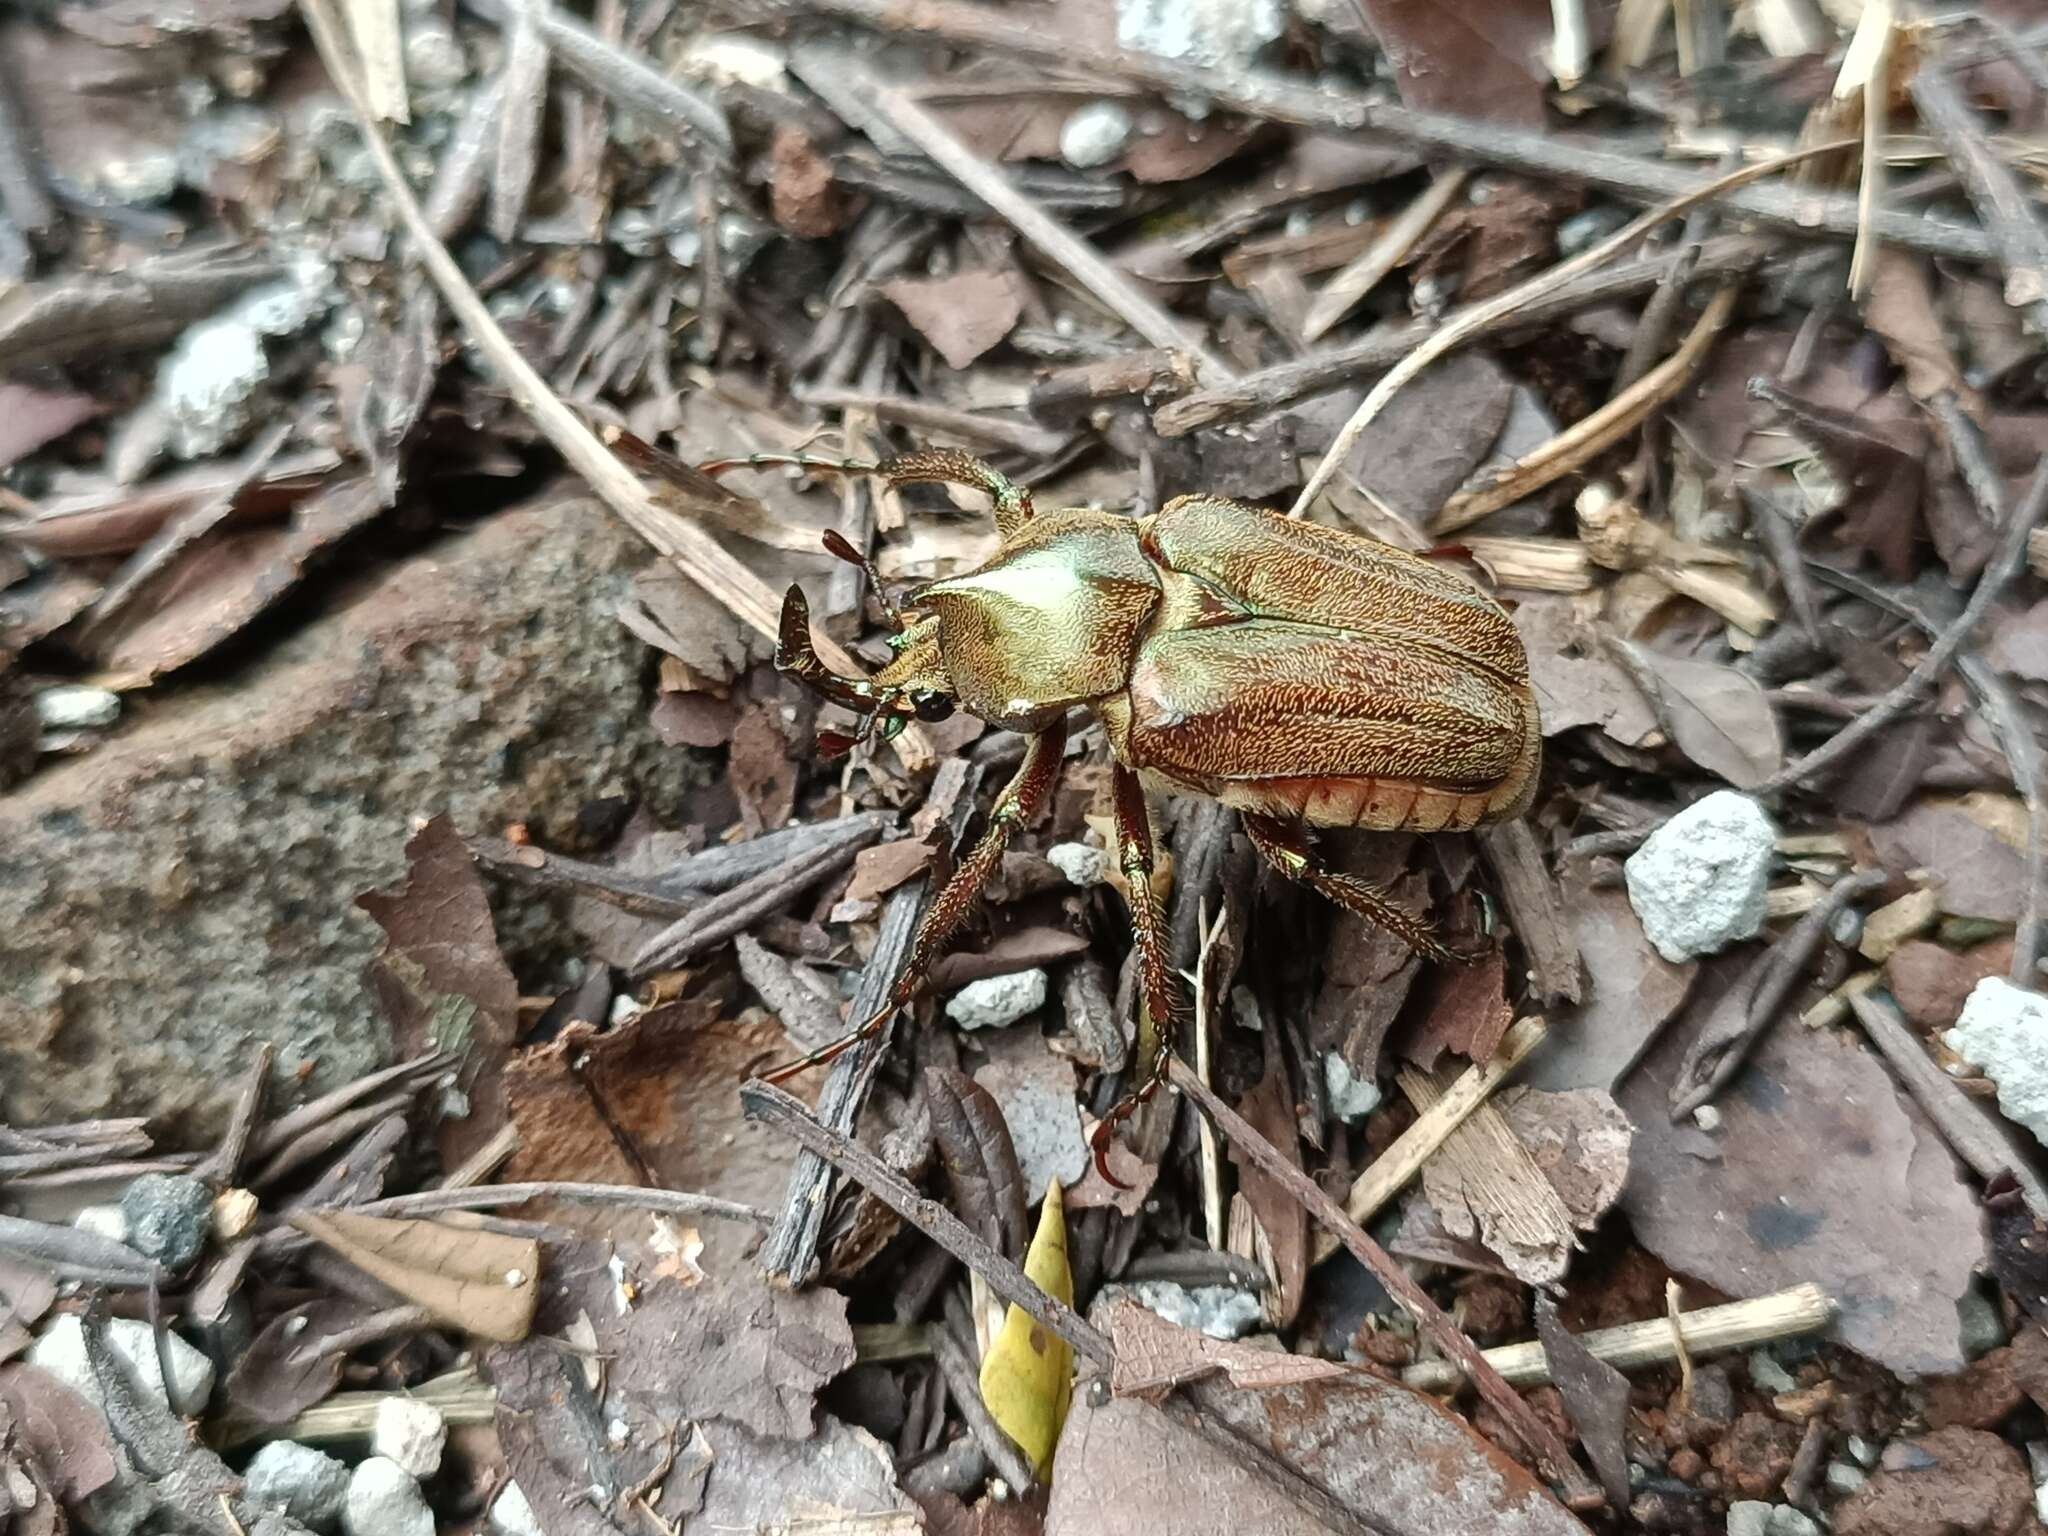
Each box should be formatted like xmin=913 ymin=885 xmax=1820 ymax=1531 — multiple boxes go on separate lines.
xmin=1947 ymin=979 xmax=2048 ymax=1148
xmin=245 ymin=1441 xmax=351 ymax=1531
xmin=1623 ymin=791 xmax=1776 ymax=961
xmin=371 ymin=1395 xmax=446 ymax=1478
xmin=0 ymin=495 xmax=695 ymax=1138
xmin=28 ymin=1313 xmax=215 ymax=1416
xmin=343 ymin=1458 xmax=433 ymax=1536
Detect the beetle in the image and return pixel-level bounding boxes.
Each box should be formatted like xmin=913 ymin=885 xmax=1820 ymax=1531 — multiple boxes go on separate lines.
xmin=674 ymin=442 xmax=1540 ymax=1181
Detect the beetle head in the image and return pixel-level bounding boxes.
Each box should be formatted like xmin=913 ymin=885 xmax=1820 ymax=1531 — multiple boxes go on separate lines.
xmin=775 ymin=586 xmax=957 ymax=758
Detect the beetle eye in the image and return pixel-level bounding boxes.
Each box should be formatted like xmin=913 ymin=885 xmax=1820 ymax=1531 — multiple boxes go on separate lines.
xmin=911 ymin=690 xmax=954 ymax=722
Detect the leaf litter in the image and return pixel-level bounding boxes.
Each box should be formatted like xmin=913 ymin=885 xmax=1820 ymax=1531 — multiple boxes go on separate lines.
xmin=11 ymin=0 xmax=2048 ymax=1532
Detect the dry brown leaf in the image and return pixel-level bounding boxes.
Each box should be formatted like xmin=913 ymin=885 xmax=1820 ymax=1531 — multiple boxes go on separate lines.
xmin=359 ymin=814 xmax=521 ymax=1169
xmin=225 ymin=1298 xmax=373 ymax=1426
xmin=1864 ymin=249 xmax=1976 ymax=408
xmin=1222 ymin=1055 xmax=1308 ymax=1327
xmin=1402 ymin=947 xmax=1512 ymax=1069
xmin=729 ymin=699 xmax=797 ymax=836
xmin=1524 ymin=885 xmax=1696 ymax=1092
xmin=1054 ymin=1302 xmax=1590 ymax=1535
xmin=846 ymin=836 xmax=935 ymax=904
xmin=1349 ymin=0 xmax=1554 ymax=128
xmin=1865 ymin=800 xmax=2026 ymax=923
xmin=1513 ymin=597 xmax=1658 ymax=746
xmin=0 ymin=382 xmax=101 ymax=470
xmin=0 ymin=1363 xmax=120 ymax=1505
xmin=1619 ymin=642 xmax=1785 ymax=789
xmin=927 ymin=1065 xmax=1030 ymax=1260
xmin=1619 ymin=962 xmax=1985 ymax=1375
xmin=879 ymin=270 xmax=1028 ymax=371
xmin=1342 ymin=350 xmax=1513 ymax=519
xmin=1534 ymin=1296 xmax=1631 ymax=1510
xmin=291 ymin=1210 xmax=539 ymax=1343
xmin=768 ymin=124 xmax=849 ymax=238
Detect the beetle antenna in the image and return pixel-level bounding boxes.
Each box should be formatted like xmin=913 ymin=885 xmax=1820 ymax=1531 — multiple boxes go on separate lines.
xmin=698 ymin=451 xmax=884 ymax=481
xmin=820 ymin=528 xmax=905 ymax=631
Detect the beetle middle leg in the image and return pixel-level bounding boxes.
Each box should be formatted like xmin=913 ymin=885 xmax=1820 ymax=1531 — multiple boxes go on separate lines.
xmin=760 ymin=716 xmax=1069 ymax=1084
xmin=1241 ymin=813 xmax=1460 ymax=965
xmin=1088 ymin=766 xmax=1186 ymax=1187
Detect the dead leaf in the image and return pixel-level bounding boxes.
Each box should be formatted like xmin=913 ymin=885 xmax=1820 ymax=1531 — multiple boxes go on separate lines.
xmin=1125 ymin=117 xmax=1258 ymax=183
xmin=1222 ymin=1057 xmax=1308 ymax=1327
xmin=973 ymin=1029 xmax=1088 ymax=1201
xmin=1052 ymin=1302 xmax=1591 ymax=1535
xmin=1616 ymin=641 xmax=1785 ymax=789
xmin=688 ymin=1417 xmax=921 ymax=1532
xmin=1403 ymin=948 xmax=1512 ymax=1069
xmin=1343 ymin=350 xmax=1513 ymax=519
xmin=1106 ymin=1302 xmax=1348 ymax=1398
xmin=1756 ymin=381 xmax=1928 ymax=582
xmin=847 ymin=836 xmax=935 ymax=905
xmin=1514 ymin=597 xmax=1658 ymax=746
xmin=1866 ymin=800 xmax=2026 ymax=923
xmin=927 ymin=1066 xmax=1030 ymax=1260
xmin=225 ymin=1298 xmax=374 ymax=1426
xmin=927 ymin=926 xmax=1091 ymax=993
xmin=649 ymin=687 xmax=740 ymax=748
xmin=1618 ymin=961 xmax=1986 ymax=1375
xmin=0 ymin=382 xmax=101 ymax=469
xmin=1308 ymin=838 xmax=1428 ymax=1075
xmin=1989 ymin=599 xmax=2048 ymax=682
xmin=729 ymin=699 xmax=797 ymax=836
xmin=1864 ymin=249 xmax=1977 ymax=409
xmin=769 ymin=124 xmax=849 ymax=238
xmin=0 ymin=1363 xmax=120 ymax=1504
xmin=360 ymin=814 xmax=521 ymax=1169
xmin=880 ymin=270 xmax=1027 ymax=371
xmin=290 ymin=1211 xmax=538 ymax=1343
xmin=88 ymin=474 xmax=384 ymax=679
xmin=1525 ymin=884 xmax=1696 ymax=1092
xmin=1498 ymin=1085 xmax=1632 ymax=1231
xmin=1534 ymin=1296 xmax=1631 ymax=1510
xmin=1350 ymin=0 xmax=1554 ymax=128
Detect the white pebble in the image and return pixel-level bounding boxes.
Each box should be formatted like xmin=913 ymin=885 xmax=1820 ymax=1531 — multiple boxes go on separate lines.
xmin=1623 ymin=791 xmax=1776 ymax=961
xmin=1059 ymin=102 xmax=1133 ymax=169
xmin=28 ymin=1314 xmax=215 ymax=1417
xmin=370 ymin=1396 xmax=446 ymax=1478
xmin=489 ymin=1482 xmax=542 ymax=1536
xmin=72 ymin=1204 xmax=131 ymax=1245
xmin=1324 ymin=1052 xmax=1381 ymax=1122
xmin=34 ymin=686 xmax=121 ymax=731
xmin=1047 ymin=842 xmax=1109 ymax=887
xmin=344 ymin=1459 xmax=432 ymax=1536
xmin=1692 ymin=1105 xmax=1722 ymax=1133
xmin=245 ymin=1440 xmax=351 ymax=1531
xmin=945 ymin=969 xmax=1048 ymax=1030
xmin=1948 ymin=978 xmax=2048 ymax=1148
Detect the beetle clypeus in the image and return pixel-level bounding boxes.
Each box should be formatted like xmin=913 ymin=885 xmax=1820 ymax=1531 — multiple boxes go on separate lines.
xmin=660 ymin=437 xmax=1541 ymax=1184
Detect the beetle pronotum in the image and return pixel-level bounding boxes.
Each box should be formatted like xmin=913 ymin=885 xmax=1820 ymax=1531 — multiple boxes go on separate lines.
xmin=664 ymin=438 xmax=1541 ymax=1184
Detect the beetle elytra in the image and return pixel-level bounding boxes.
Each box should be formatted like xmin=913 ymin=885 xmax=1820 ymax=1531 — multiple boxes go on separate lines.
xmin=684 ymin=443 xmax=1542 ymax=1183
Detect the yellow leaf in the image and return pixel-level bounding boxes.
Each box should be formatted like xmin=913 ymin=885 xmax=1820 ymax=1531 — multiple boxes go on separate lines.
xmin=978 ymin=1179 xmax=1074 ymax=1483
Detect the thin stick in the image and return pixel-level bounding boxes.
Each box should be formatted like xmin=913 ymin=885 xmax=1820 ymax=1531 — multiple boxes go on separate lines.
xmin=340 ymin=1180 xmax=772 ymax=1225
xmin=1432 ymin=280 xmax=1741 ymax=533
xmin=1165 ymin=1056 xmax=1595 ymax=1500
xmin=802 ymin=0 xmax=1991 ymax=261
xmin=1846 ymin=990 xmax=2048 ymax=1220
xmin=1292 ymin=140 xmax=1851 ymax=517
xmin=1404 ymin=1283 xmax=1835 ymax=1391
xmin=855 ymin=73 xmax=1231 ymax=377
xmin=1755 ymin=452 xmax=2048 ymax=798
xmin=1191 ymin=902 xmax=1227 ymax=1254
xmin=344 ymin=0 xmax=410 ymax=122
xmin=245 ymin=1053 xmax=453 ymax=1163
xmin=741 ymin=1080 xmax=1114 ymax=1372
xmin=1344 ymin=1016 xmax=1548 ymax=1227
xmin=194 ymin=1042 xmax=273 ymax=1188
xmin=1301 ymin=169 xmax=1467 ymax=342
xmin=1909 ymin=62 xmax=2048 ymax=337
xmin=295 ymin=0 xmax=928 ymax=770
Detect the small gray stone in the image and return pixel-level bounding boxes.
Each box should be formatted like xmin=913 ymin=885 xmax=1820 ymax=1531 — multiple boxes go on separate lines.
xmin=121 ymin=1173 xmax=214 ymax=1270
xmin=1059 ymin=102 xmax=1133 ymax=169
xmin=1826 ymin=1461 xmax=1867 ymax=1495
xmin=1556 ymin=205 xmax=1631 ymax=257
xmin=1765 ymin=1508 xmax=1821 ymax=1536
xmin=405 ymin=25 xmax=469 ymax=89
xmin=945 ymin=969 xmax=1048 ymax=1030
xmin=489 ymin=1482 xmax=541 ymax=1536
xmin=1623 ymin=791 xmax=1776 ymax=961
xmin=344 ymin=1459 xmax=432 ymax=1536
xmin=1947 ymin=979 xmax=2048 ymax=1148
xmin=1725 ymin=1502 xmax=1771 ymax=1536
xmin=28 ymin=1314 xmax=215 ymax=1417
xmin=159 ymin=314 xmax=269 ymax=459
xmin=1847 ymin=1434 xmax=1880 ymax=1467
xmin=34 ymin=686 xmax=121 ymax=731
xmin=371 ymin=1396 xmax=446 ymax=1478
xmin=1323 ymin=1052 xmax=1381 ymax=1122
xmin=2029 ymin=1441 xmax=2048 ymax=1523
xmin=1957 ymin=1284 xmax=2009 ymax=1359
xmin=73 ymin=1204 xmax=130 ymax=1245
xmin=1116 ymin=1280 xmax=1262 ymax=1340
xmin=1691 ymin=1104 xmax=1722 ymax=1133
xmin=245 ymin=1441 xmax=351 ymax=1531
xmin=1747 ymin=1348 xmax=1797 ymax=1395
xmin=1046 ymin=842 xmax=1109 ymax=887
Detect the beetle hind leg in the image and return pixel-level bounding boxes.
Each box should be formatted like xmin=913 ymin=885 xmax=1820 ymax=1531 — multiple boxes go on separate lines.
xmin=1242 ymin=813 xmax=1461 ymax=965
xmin=1091 ymin=767 xmax=1188 ymax=1189
xmin=758 ymin=719 xmax=1070 ymax=1083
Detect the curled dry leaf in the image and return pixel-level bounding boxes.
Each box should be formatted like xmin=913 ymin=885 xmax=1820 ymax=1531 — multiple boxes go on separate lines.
xmin=1524 ymin=884 xmax=1696 ymax=1092
xmin=926 ymin=1066 xmax=1030 ymax=1260
xmin=1222 ymin=1055 xmax=1308 ymax=1327
xmin=0 ymin=1363 xmax=121 ymax=1505
xmin=1534 ymin=1296 xmax=1632 ymax=1511
xmin=359 ymin=814 xmax=521 ymax=1169
xmin=290 ymin=1210 xmax=539 ymax=1343
xmin=225 ymin=1298 xmax=373 ymax=1427
xmin=847 ymin=836 xmax=936 ymax=905
xmin=979 ymin=1182 xmax=1074 ymax=1481
xmin=1348 ymin=0 xmax=1554 ymax=128
xmin=1052 ymin=1302 xmax=1591 ymax=1535
xmin=1612 ymin=639 xmax=1785 ymax=789
xmin=879 ymin=270 xmax=1028 ymax=371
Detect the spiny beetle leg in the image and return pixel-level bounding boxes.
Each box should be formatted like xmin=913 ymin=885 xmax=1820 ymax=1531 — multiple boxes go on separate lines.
xmin=754 ymin=719 xmax=1070 ymax=1085
xmin=1093 ymin=766 xmax=1185 ymax=1190
xmin=869 ymin=449 xmax=1035 ymax=538
xmin=1241 ymin=813 xmax=1463 ymax=965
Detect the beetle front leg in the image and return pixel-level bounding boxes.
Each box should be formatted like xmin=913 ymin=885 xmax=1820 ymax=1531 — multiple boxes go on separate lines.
xmin=1241 ymin=813 xmax=1460 ymax=965
xmin=1089 ymin=766 xmax=1185 ymax=1187
xmin=760 ymin=717 xmax=1069 ymax=1084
